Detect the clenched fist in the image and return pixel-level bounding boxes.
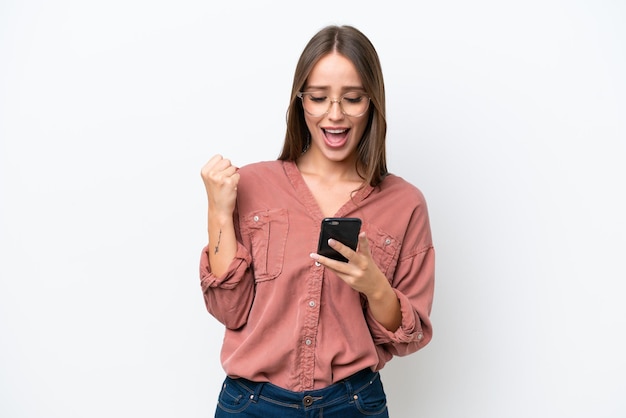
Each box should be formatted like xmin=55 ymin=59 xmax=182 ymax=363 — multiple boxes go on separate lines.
xmin=201 ymin=154 xmax=240 ymax=218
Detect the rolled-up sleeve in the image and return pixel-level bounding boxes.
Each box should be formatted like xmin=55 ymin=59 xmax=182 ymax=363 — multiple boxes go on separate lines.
xmin=365 ymin=245 xmax=435 ymax=360
xmin=199 ymin=242 xmax=255 ymax=329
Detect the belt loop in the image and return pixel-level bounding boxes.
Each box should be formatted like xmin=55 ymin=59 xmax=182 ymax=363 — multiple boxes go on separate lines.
xmin=343 ymin=374 xmax=354 ymax=396
xmin=249 ymin=381 xmax=264 ymax=404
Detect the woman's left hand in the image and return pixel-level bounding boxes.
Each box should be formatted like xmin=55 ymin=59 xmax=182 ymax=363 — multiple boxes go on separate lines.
xmin=311 ymin=232 xmax=387 ymax=298
xmin=310 ymin=231 xmax=401 ymax=331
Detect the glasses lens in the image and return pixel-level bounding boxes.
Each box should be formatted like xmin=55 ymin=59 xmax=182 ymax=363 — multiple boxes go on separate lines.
xmin=300 ymin=93 xmax=369 ymax=117
xmin=341 ymin=93 xmax=369 ymax=117
xmin=301 ymin=93 xmax=328 ymax=116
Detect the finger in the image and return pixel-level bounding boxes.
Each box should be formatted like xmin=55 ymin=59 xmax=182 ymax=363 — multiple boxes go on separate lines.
xmin=207 ymin=154 xmax=226 ymax=170
xmin=214 ymin=157 xmax=235 ymax=171
xmin=309 ymin=252 xmax=351 ymax=272
xmin=201 ymin=154 xmax=223 ymax=178
xmin=208 ymin=154 xmax=223 ymax=165
xmin=219 ymin=162 xmax=241 ymax=181
xmin=221 ymin=171 xmax=240 ymax=192
xmin=202 ymin=157 xmax=238 ymax=182
xmin=356 ymin=232 xmax=370 ymax=255
xmin=328 ymin=238 xmax=357 ymax=262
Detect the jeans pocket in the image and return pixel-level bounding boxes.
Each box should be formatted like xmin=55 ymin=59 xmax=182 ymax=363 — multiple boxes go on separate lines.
xmin=353 ymin=373 xmax=388 ymax=416
xmin=217 ymin=378 xmax=253 ymax=414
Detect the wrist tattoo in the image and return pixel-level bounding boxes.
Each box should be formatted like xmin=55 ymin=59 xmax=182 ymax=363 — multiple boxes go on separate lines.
xmin=214 ymin=229 xmax=222 ymax=255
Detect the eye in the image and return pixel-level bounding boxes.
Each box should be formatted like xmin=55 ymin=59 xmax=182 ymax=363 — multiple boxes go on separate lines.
xmin=307 ymin=94 xmax=327 ymax=103
xmin=343 ymin=94 xmax=365 ymax=104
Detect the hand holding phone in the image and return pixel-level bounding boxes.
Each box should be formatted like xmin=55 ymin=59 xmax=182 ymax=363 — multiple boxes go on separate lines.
xmin=316 ymin=217 xmax=362 ymax=262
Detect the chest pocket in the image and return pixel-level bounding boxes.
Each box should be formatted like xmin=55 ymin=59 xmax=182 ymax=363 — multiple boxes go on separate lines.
xmin=240 ymin=208 xmax=289 ymax=282
xmin=362 ymin=221 xmax=400 ymax=281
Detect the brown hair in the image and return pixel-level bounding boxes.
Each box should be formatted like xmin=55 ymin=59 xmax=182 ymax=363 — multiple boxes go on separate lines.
xmin=278 ymin=25 xmax=388 ymax=187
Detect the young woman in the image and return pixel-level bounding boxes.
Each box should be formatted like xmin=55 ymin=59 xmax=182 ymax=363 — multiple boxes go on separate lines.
xmin=200 ymin=25 xmax=435 ymax=417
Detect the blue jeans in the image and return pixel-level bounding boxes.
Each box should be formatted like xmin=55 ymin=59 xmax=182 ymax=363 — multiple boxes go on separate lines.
xmin=215 ymin=368 xmax=389 ymax=417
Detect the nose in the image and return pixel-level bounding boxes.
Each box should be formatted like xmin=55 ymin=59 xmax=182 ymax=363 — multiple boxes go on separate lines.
xmin=327 ymin=99 xmax=344 ymax=119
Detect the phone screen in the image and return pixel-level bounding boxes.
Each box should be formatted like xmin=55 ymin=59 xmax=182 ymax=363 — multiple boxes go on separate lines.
xmin=317 ymin=217 xmax=362 ymax=262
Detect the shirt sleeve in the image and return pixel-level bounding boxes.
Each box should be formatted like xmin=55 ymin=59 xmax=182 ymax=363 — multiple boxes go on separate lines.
xmin=199 ymin=242 xmax=255 ymax=329
xmin=365 ymin=245 xmax=435 ymax=358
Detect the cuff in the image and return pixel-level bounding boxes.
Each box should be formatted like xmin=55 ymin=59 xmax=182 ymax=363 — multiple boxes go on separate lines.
xmin=199 ymin=242 xmax=251 ymax=291
xmin=367 ymin=288 xmax=424 ymax=345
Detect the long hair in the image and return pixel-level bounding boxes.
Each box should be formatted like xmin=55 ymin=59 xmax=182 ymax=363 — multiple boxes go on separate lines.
xmin=278 ymin=25 xmax=388 ymax=187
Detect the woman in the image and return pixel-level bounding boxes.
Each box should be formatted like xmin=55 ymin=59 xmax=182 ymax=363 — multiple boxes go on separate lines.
xmin=200 ymin=24 xmax=435 ymax=417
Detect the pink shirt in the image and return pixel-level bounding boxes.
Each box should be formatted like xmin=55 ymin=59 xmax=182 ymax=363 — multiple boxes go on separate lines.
xmin=199 ymin=160 xmax=435 ymax=391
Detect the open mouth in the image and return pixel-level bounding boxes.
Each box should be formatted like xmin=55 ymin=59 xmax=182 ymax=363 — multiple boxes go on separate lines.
xmin=322 ymin=128 xmax=349 ymax=148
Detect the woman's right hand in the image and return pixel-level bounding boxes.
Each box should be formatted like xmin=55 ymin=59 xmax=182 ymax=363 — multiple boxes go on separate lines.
xmin=200 ymin=154 xmax=240 ymax=218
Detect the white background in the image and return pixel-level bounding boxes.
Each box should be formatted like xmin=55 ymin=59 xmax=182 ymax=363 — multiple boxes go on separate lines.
xmin=1 ymin=1 xmax=625 ymax=417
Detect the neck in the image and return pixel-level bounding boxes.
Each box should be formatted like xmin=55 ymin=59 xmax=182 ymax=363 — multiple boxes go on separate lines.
xmin=296 ymin=151 xmax=362 ymax=183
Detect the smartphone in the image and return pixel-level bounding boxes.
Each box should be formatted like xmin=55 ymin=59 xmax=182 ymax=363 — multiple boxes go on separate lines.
xmin=317 ymin=217 xmax=362 ymax=262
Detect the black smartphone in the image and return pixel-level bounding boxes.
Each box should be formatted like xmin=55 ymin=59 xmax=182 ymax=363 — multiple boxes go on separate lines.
xmin=317 ymin=217 xmax=362 ymax=262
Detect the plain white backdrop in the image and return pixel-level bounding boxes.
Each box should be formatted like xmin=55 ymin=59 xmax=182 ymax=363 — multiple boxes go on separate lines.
xmin=1 ymin=1 xmax=625 ymax=417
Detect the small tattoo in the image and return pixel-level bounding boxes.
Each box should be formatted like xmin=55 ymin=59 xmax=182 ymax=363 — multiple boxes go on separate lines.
xmin=214 ymin=229 xmax=222 ymax=255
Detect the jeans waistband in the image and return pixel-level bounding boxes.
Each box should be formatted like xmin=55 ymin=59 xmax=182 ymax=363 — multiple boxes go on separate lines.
xmin=229 ymin=368 xmax=380 ymax=409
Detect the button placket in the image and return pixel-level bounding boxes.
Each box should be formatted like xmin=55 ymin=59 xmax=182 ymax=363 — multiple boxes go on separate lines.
xmin=299 ymin=252 xmax=323 ymax=389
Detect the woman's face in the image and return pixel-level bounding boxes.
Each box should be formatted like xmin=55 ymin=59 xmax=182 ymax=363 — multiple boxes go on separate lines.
xmin=302 ymin=52 xmax=369 ymax=165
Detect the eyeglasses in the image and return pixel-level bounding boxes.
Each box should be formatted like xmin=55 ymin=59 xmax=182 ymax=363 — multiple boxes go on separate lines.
xmin=297 ymin=91 xmax=370 ymax=117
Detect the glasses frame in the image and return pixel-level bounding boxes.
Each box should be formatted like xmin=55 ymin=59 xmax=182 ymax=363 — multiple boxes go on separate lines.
xmin=297 ymin=91 xmax=371 ymax=118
